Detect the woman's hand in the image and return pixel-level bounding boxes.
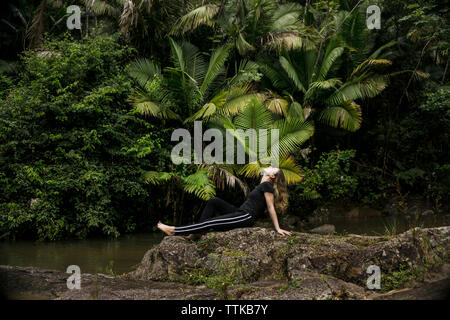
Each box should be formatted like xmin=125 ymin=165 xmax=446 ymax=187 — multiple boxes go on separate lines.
xmin=276 ymin=228 xmax=292 ymax=236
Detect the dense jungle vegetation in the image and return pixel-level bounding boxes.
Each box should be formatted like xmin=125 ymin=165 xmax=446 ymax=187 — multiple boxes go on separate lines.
xmin=0 ymin=0 xmax=448 ymax=240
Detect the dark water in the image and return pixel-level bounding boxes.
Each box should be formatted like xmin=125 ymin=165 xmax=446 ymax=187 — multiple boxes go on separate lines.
xmin=305 ymin=214 xmax=450 ymax=236
xmin=1 ymin=215 xmax=449 ymax=275
xmin=0 ymin=232 xmax=164 ymax=275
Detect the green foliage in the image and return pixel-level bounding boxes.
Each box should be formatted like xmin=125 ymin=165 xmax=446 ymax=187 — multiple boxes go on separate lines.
xmin=180 ymin=259 xmax=247 ymax=298
xmin=352 ymin=167 xmax=391 ymax=208
xmin=0 ymin=35 xmax=170 ymax=241
xmin=380 ymin=84 xmax=450 ymax=206
xmin=293 ymin=150 xmax=357 ymax=204
xmin=1 ymin=0 xmax=449 ymax=241
xmin=418 ymin=86 xmax=450 ymax=118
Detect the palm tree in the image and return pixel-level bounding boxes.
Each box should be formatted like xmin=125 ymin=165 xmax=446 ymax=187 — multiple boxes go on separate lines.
xmin=142 ymin=97 xmax=314 ymax=224
xmin=128 ymin=37 xmax=261 ymax=121
xmin=258 ymin=10 xmax=394 ymax=132
xmin=170 ymin=0 xmax=315 ymax=56
xmin=84 ymin=0 xmax=182 ymax=36
xmin=207 ymin=98 xmax=315 ymax=184
xmin=83 ymin=0 xmax=184 ymax=55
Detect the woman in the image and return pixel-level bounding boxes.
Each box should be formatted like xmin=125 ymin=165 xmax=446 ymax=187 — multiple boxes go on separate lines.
xmin=157 ymin=167 xmax=292 ymax=237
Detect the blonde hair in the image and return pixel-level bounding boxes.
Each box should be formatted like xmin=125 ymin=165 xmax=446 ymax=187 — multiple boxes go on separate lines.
xmin=273 ymin=169 xmax=288 ymax=214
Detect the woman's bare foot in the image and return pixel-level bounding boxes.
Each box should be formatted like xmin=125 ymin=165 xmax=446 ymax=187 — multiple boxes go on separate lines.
xmin=157 ymin=221 xmax=175 ymax=236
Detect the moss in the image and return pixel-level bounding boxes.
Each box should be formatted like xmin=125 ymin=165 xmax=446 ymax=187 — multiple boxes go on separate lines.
xmin=381 ymin=264 xmax=420 ymax=292
xmin=286 ymin=236 xmax=298 ymax=248
xmin=327 ymin=266 xmax=335 ymax=276
xmin=381 ymin=254 xmax=445 ymax=292
xmin=279 ymin=279 xmax=301 ymax=292
xmin=90 ymin=279 xmax=99 ymax=300
xmin=179 ymin=259 xmax=248 ymax=299
xmin=222 ymin=248 xmax=247 ymax=257
xmin=103 ymin=260 xmax=118 ymax=277
xmin=196 ymin=238 xmax=215 ymax=253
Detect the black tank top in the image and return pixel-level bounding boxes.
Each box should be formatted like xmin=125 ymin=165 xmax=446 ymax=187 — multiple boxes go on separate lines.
xmin=238 ymin=181 xmax=274 ymax=218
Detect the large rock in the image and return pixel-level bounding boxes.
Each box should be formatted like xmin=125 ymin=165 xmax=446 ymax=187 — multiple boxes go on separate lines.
xmin=129 ymin=236 xmax=202 ymax=281
xmin=128 ymin=226 xmax=450 ymax=299
xmin=0 ymin=265 xmax=217 ymax=300
xmin=2 ymin=226 xmax=449 ymax=300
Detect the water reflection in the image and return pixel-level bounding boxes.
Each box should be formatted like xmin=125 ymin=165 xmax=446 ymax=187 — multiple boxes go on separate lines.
xmin=0 ymin=233 xmax=164 ymax=275
xmin=306 ymin=214 xmax=450 ymax=236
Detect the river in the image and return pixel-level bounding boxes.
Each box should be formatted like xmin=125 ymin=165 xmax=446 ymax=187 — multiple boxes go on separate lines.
xmin=1 ymin=214 xmax=449 ymax=275
xmin=0 ymin=232 xmax=164 ymax=275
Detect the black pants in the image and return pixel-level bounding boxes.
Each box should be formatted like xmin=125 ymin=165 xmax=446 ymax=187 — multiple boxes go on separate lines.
xmin=174 ymin=197 xmax=254 ymax=235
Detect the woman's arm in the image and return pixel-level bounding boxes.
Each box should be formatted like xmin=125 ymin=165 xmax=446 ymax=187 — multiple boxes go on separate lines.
xmin=264 ymin=192 xmax=292 ymax=236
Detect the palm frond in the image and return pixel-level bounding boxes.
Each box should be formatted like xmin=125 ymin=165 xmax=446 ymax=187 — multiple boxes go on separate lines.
xmin=168 ymin=37 xmax=186 ymax=72
xmin=234 ymin=98 xmax=273 ymax=130
xmin=181 ymin=169 xmax=216 ymax=200
xmin=316 ymin=47 xmax=344 ymax=81
xmin=142 ymin=171 xmax=177 ymax=185
xmin=128 ymin=58 xmax=161 ymax=87
xmin=200 ymin=43 xmax=233 ymax=95
xmin=185 ymin=102 xmax=217 ymax=122
xmin=200 ymin=164 xmax=250 ymax=196
xmin=369 ymin=41 xmax=396 ymax=60
xmin=318 ymin=101 xmax=362 ymax=132
xmin=279 ymin=56 xmax=307 ymax=93
xmin=326 ymin=75 xmax=389 ymax=106
xmin=258 ymin=61 xmax=290 ymax=91
xmin=286 ymin=101 xmax=305 ymax=121
xmin=128 ymin=85 xmax=179 ymax=120
xmin=239 ymin=157 xmax=303 ymax=184
xmin=351 ymin=59 xmax=392 ymax=78
xmin=170 ymin=4 xmax=219 ymax=35
xmin=299 ymin=190 xmax=321 ymax=200
xmin=390 ymin=70 xmax=430 ymax=80
xmin=305 ymin=78 xmax=343 ymax=100
xmin=271 ymin=118 xmax=315 ymax=157
xmin=182 ymin=41 xmax=207 ymax=85
xmin=265 ymin=96 xmax=289 ymax=115
xmin=84 ymin=0 xmax=122 ymax=17
xmin=236 ymin=32 xmax=255 ymax=56
xmin=271 ymin=3 xmax=303 ymax=31
xmin=227 ymin=59 xmax=260 ymax=87
xmin=220 ymin=92 xmax=265 ymax=116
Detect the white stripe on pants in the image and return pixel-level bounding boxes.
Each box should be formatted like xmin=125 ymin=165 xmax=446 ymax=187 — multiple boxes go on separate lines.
xmin=174 ymin=212 xmax=251 ymax=234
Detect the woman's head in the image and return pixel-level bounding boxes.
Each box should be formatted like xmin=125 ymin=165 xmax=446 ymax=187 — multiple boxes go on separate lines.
xmin=262 ymin=167 xmax=289 ymax=214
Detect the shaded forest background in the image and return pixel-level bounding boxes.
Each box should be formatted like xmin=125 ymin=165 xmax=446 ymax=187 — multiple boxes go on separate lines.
xmin=0 ymin=0 xmax=448 ymax=241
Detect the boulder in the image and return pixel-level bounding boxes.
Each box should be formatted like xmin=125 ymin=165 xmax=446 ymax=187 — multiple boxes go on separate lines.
xmin=309 ymin=224 xmax=336 ymax=234
xmin=2 ymin=226 xmax=449 ymax=300
xmin=0 ymin=265 xmax=217 ymax=300
xmin=129 ymin=236 xmax=202 ymax=281
xmin=129 ymin=226 xmax=450 ymax=299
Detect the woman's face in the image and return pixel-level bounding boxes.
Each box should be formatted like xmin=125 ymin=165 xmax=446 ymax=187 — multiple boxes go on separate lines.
xmin=263 ymin=167 xmax=280 ymax=178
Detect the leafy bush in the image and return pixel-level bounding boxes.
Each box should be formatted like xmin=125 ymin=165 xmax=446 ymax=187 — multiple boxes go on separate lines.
xmin=0 ymin=35 xmax=171 ymax=241
xmin=290 ymin=150 xmax=358 ymax=213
